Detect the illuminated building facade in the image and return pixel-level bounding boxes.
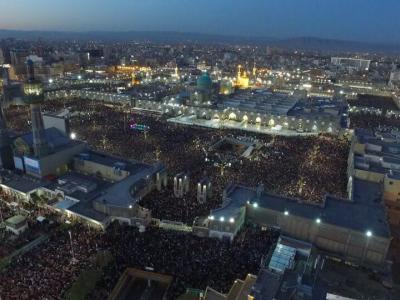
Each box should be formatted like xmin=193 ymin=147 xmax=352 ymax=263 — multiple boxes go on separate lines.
xmin=235 ymin=65 xmax=249 ymax=89
xmin=348 ymin=129 xmax=400 ymax=227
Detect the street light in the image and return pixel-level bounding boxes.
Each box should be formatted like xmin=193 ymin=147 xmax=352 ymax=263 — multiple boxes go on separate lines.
xmin=284 ymin=210 xmax=289 ymax=216
xmin=366 ymin=230 xmax=372 ymax=237
xmin=316 ymin=218 xmax=321 ymax=224
xmin=229 ymin=217 xmax=235 ymax=223
xmin=70 ymin=132 xmax=77 ymax=140
xmin=220 ymin=216 xmax=225 ymax=222
xmin=252 ymin=202 xmax=258 ymax=208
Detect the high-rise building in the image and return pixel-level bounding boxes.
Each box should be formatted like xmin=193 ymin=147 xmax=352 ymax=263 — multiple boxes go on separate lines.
xmin=0 ymin=106 xmax=15 ymax=170
xmin=0 ymin=49 xmax=4 ymax=65
xmin=23 ymin=59 xmax=49 ymax=158
xmin=331 ymin=57 xmax=371 ymax=71
xmin=10 ymin=48 xmax=29 ymax=76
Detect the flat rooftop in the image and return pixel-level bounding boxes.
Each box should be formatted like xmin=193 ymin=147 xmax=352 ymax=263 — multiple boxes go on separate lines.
xmin=48 ymin=172 xmax=111 ymax=223
xmin=67 ymin=197 xmax=109 ymax=223
xmin=108 ymin=268 xmax=173 ymax=300
xmin=0 ymin=172 xmax=46 ymax=193
xmin=95 ymin=163 xmax=158 ymax=208
xmin=19 ymin=127 xmax=84 ymax=155
xmin=213 ymin=178 xmax=390 ymax=238
xmin=76 ymin=150 xmax=147 ymax=173
xmin=220 ymin=90 xmax=298 ymax=115
xmin=46 ymin=171 xmax=110 ymax=202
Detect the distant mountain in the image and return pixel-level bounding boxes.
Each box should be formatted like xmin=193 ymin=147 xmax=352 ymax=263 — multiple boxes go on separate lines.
xmin=0 ymin=29 xmax=399 ymax=54
xmin=270 ymin=37 xmax=400 ymax=54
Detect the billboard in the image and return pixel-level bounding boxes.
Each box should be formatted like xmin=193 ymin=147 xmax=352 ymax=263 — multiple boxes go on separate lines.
xmin=24 ymin=156 xmax=41 ymax=175
xmin=13 ymin=156 xmax=24 ymax=171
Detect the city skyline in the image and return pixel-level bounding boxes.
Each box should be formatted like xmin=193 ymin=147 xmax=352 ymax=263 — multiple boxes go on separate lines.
xmin=1 ymin=2 xmax=400 ymax=299
xmin=1 ymin=0 xmax=400 ymax=44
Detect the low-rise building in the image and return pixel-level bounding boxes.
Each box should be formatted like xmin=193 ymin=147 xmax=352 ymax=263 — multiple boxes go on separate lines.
xmin=206 ymin=178 xmax=390 ymax=268
xmin=348 ymin=129 xmax=400 ymax=227
xmin=5 ymin=215 xmax=28 ymax=235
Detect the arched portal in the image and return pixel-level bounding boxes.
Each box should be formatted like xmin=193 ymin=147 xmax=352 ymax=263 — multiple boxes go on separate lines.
xmin=228 ymin=112 xmax=237 ymax=120
xmin=268 ymin=119 xmax=275 ymax=126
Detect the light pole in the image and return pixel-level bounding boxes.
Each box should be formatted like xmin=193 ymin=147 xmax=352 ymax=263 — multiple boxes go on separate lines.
xmin=68 ymin=230 xmax=77 ymax=264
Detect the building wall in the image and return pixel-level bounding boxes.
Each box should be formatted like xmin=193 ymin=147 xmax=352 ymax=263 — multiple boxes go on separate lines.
xmin=43 ymin=115 xmax=70 ymax=136
xmin=383 ymin=175 xmax=400 ymax=226
xmin=246 ymin=205 xmax=390 ymax=267
xmin=208 ymin=207 xmax=246 ymax=241
xmin=93 ymin=201 xmax=151 ymax=223
xmin=353 ymin=142 xmax=366 ymax=155
xmin=354 ymin=169 xmax=384 ymax=183
xmin=73 ymin=158 xmax=130 ymax=182
xmin=25 ymin=143 xmax=86 ymax=178
xmin=0 ymin=184 xmax=34 ymax=202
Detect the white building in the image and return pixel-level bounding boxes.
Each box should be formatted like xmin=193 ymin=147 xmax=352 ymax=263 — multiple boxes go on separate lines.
xmin=331 ymin=57 xmax=371 ymax=71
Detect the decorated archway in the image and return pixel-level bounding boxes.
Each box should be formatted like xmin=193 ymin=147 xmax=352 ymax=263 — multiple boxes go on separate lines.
xmin=228 ymin=112 xmax=237 ymax=120
xmin=268 ymin=119 xmax=275 ymax=126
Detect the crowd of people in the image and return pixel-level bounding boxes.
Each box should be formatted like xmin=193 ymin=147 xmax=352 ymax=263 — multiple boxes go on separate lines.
xmin=0 ymin=220 xmax=278 ymax=299
xmin=0 ymin=97 xmax=350 ymax=299
xmin=350 ymin=112 xmax=400 ymax=131
xmin=348 ymin=95 xmax=398 ymax=112
xmin=37 ymin=99 xmax=347 ymax=223
xmin=90 ymin=222 xmax=279 ymax=299
xmin=0 ymin=223 xmax=101 ymax=299
xmin=2 ymin=98 xmax=351 ymax=225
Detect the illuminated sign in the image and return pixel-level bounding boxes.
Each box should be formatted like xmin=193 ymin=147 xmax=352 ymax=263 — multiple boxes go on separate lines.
xmin=129 ymin=124 xmax=149 ymax=132
xmin=13 ymin=157 xmax=24 ymax=171
xmin=24 ymin=157 xmax=39 ymax=168
xmin=24 ymin=156 xmax=41 ymax=174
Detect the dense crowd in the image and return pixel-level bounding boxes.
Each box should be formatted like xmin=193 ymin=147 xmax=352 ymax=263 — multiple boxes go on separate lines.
xmin=348 ymin=95 xmax=398 ymax=112
xmin=350 ymin=112 xmax=400 ymax=131
xmin=0 ymin=224 xmax=100 ymax=299
xmin=0 ymin=221 xmax=278 ymax=300
xmin=0 ymin=98 xmax=349 ymax=299
xmin=90 ymin=223 xmax=279 ymax=299
xmin=4 ymin=98 xmax=349 ymax=224
xmin=39 ymin=99 xmax=347 ymax=223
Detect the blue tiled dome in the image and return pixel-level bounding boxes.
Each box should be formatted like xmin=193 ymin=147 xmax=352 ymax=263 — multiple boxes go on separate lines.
xmin=197 ymin=72 xmax=212 ymax=90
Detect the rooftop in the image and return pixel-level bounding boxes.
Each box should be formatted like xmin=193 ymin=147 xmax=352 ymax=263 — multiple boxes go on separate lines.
xmin=94 ymin=163 xmax=161 ymax=208
xmin=5 ymin=215 xmax=27 ymax=226
xmin=220 ymin=90 xmax=298 ymax=115
xmin=212 ymin=178 xmax=390 ymax=238
xmin=17 ymin=127 xmax=84 ymax=155
xmin=76 ymin=150 xmax=146 ymax=173
xmin=46 ymin=171 xmax=110 ymax=202
xmin=0 ymin=171 xmax=46 ymax=193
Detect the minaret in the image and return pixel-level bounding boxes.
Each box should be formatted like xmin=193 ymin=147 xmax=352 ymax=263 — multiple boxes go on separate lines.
xmin=237 ymin=65 xmax=242 ymax=81
xmin=0 ymin=92 xmax=14 ymax=169
xmin=31 ymin=103 xmax=48 ymax=157
xmin=2 ymin=67 xmax=9 ymax=86
xmin=24 ymin=59 xmax=49 ymax=158
xmin=26 ymin=59 xmax=35 ymax=81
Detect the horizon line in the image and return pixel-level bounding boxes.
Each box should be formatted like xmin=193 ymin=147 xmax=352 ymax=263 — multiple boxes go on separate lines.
xmin=0 ymin=28 xmax=399 ymax=46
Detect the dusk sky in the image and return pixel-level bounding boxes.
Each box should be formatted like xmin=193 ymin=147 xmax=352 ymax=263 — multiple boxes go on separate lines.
xmin=0 ymin=0 xmax=399 ymax=43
